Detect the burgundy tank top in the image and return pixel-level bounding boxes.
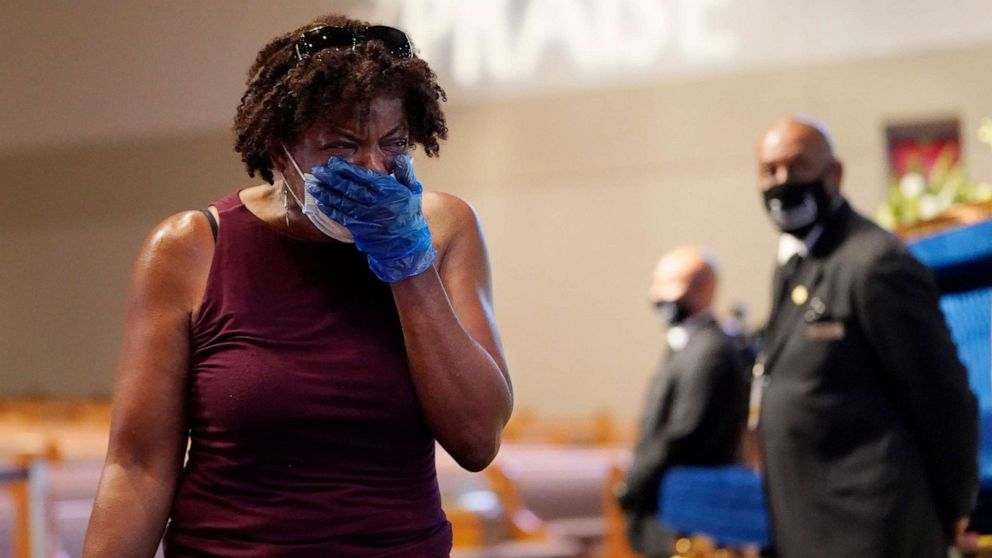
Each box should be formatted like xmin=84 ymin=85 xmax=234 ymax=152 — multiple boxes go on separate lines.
xmin=164 ymin=191 xmax=451 ymax=557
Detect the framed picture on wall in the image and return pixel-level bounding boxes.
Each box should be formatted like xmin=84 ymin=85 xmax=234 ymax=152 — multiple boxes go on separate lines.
xmin=879 ymin=117 xmax=992 ymax=237
xmin=886 ymin=118 xmax=961 ymax=186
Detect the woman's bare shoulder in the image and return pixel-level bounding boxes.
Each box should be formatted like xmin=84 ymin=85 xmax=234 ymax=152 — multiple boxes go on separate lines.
xmin=423 ymin=191 xmax=481 ymax=239
xmin=132 ymin=210 xmax=216 ymax=310
xmin=143 ymin=211 xmax=214 ymax=260
xmin=422 ymin=191 xmax=489 ymax=273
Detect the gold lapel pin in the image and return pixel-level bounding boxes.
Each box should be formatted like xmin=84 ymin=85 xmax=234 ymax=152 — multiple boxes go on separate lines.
xmin=791 ymin=284 xmax=809 ymax=306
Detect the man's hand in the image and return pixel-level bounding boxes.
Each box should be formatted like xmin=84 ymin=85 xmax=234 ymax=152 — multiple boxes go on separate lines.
xmin=951 ymin=516 xmax=978 ymax=552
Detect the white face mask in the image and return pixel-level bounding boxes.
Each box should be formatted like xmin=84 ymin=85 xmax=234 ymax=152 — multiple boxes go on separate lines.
xmin=280 ymin=144 xmax=353 ymax=243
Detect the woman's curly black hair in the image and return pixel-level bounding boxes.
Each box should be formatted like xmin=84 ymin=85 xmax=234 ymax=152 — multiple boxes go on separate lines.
xmin=234 ymin=14 xmax=448 ymax=184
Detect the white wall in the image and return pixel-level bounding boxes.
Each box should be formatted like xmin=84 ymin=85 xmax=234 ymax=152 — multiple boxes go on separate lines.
xmin=2 ymin=3 xmax=992 ymax=420
xmin=411 ymin=44 xmax=992 ymax=417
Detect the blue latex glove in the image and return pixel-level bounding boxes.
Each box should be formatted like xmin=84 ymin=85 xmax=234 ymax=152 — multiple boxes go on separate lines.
xmin=306 ymin=154 xmax=436 ymax=283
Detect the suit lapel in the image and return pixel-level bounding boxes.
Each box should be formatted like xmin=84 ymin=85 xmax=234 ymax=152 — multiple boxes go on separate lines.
xmin=763 ymin=259 xmax=826 ymax=371
xmin=770 ymin=255 xmax=801 ymax=322
xmin=762 ymin=203 xmax=852 ymax=373
xmin=639 ymin=318 xmax=714 ymax=433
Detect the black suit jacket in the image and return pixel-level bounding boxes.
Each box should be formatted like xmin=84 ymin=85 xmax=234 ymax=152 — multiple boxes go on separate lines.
xmin=620 ymin=316 xmax=747 ymax=554
xmin=760 ymin=201 xmax=979 ymax=558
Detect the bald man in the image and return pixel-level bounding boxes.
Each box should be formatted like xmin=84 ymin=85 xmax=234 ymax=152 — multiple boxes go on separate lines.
xmin=617 ymin=246 xmax=747 ymax=557
xmin=753 ymin=116 xmax=978 ymax=557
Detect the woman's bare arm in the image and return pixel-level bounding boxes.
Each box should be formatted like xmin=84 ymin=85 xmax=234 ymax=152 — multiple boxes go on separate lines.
xmin=391 ymin=193 xmax=512 ymax=472
xmin=83 ymin=211 xmax=214 ymax=557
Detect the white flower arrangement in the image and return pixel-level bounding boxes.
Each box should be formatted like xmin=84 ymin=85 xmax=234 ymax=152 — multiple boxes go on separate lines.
xmin=876 ymin=123 xmax=992 ymax=230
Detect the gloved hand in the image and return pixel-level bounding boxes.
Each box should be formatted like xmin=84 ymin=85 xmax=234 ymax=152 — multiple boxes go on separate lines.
xmin=306 ymin=154 xmax=436 ymax=283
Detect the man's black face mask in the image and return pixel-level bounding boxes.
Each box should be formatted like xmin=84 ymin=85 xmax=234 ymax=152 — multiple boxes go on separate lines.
xmin=656 ymin=299 xmax=692 ymax=326
xmin=762 ymin=175 xmax=833 ymax=237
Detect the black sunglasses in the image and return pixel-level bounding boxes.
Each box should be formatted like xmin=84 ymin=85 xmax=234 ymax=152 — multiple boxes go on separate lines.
xmin=294 ymin=25 xmax=414 ymax=61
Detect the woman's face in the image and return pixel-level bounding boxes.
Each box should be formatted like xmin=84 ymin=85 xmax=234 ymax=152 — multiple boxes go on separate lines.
xmin=283 ymin=95 xmax=409 ymax=176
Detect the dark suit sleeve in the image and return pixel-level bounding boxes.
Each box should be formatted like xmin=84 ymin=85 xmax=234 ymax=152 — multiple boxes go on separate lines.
xmin=620 ymin=369 xmax=674 ymax=512
xmin=664 ymin=340 xmax=744 ymax=461
xmin=620 ymin=338 xmax=743 ymax=512
xmin=858 ymin=250 xmax=979 ymax=524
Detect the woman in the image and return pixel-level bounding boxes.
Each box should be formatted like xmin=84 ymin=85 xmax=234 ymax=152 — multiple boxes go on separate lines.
xmin=84 ymin=13 xmax=512 ymax=557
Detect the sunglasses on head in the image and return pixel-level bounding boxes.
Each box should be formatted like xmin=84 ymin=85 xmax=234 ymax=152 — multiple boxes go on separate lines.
xmin=294 ymin=25 xmax=414 ymax=61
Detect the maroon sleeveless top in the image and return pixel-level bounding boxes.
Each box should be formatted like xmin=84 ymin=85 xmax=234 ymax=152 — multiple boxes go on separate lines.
xmin=164 ymin=191 xmax=451 ymax=557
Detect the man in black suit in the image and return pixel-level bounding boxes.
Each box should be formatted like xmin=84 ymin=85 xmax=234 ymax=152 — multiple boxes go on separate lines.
xmin=617 ymin=246 xmax=747 ymax=557
xmin=754 ymin=116 xmax=978 ymax=557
